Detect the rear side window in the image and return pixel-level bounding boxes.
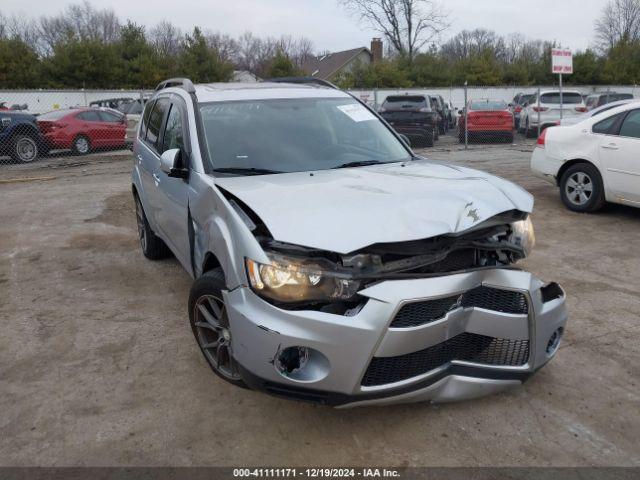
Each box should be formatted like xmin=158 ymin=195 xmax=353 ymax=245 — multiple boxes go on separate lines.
xmin=139 ymin=100 xmax=156 ymax=140
xmin=76 ymin=111 xmax=100 ymax=122
xmin=98 ymin=111 xmax=123 ymax=123
xmin=541 ymin=93 xmax=583 ymax=104
xmin=619 ymin=110 xmax=640 ymax=138
xmin=145 ymin=99 xmax=170 ymax=150
xmin=382 ymin=96 xmax=429 ymax=110
xmin=592 ymin=112 xmax=625 ymax=134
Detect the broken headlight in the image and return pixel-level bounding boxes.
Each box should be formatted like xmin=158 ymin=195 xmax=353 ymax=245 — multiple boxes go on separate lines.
xmin=510 ymin=217 xmax=536 ymax=257
xmin=246 ymin=253 xmax=361 ymax=304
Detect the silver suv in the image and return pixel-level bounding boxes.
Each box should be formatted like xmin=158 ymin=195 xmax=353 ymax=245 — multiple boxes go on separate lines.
xmin=132 ymin=77 xmax=568 ymax=407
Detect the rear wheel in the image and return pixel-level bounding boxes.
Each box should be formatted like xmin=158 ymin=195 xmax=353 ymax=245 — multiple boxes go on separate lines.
xmin=559 ymin=163 xmax=606 ymax=212
xmin=134 ymin=195 xmax=171 ymax=259
xmin=11 ymin=135 xmax=39 ymax=163
xmin=72 ymin=135 xmax=91 ymax=155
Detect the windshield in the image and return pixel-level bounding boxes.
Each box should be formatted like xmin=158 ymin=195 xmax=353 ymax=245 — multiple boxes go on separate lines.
xmin=199 ymin=97 xmax=411 ymax=175
xmin=469 ymin=100 xmax=508 ymax=111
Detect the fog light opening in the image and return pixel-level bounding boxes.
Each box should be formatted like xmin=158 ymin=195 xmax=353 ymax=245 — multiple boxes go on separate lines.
xmin=276 ymin=346 xmax=310 ymax=375
xmin=274 ymin=346 xmax=330 ymax=383
xmin=546 ymin=327 xmax=563 ymax=355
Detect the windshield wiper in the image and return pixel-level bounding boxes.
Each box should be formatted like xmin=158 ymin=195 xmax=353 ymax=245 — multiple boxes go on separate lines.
xmin=212 ymin=167 xmax=283 ymax=176
xmin=332 ymin=160 xmax=398 ymax=169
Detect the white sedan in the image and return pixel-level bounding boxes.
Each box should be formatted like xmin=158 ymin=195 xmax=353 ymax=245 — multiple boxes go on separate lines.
xmin=531 ymin=101 xmax=640 ymax=212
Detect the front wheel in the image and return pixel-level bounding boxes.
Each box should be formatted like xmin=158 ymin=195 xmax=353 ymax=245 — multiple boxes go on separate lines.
xmin=559 ymin=163 xmax=606 ymax=212
xmin=189 ymin=269 xmax=247 ymax=388
xmin=11 ymin=135 xmax=39 ymax=163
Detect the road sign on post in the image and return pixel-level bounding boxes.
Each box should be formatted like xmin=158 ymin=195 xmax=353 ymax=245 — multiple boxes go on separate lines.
xmin=552 ymin=49 xmax=573 ymax=120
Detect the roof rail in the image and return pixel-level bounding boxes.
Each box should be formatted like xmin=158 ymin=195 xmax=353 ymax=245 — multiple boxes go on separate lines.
xmin=155 ymin=78 xmax=196 ymax=94
xmin=266 ymin=76 xmax=339 ymax=90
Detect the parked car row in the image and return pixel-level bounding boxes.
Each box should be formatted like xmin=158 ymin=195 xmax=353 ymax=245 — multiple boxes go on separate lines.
xmin=0 ymin=107 xmax=128 ymax=163
xmin=512 ymin=90 xmax=634 ymax=139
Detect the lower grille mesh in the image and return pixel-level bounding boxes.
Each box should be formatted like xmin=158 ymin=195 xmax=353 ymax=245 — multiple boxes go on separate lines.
xmin=390 ymin=286 xmax=528 ymax=328
xmin=361 ymin=333 xmax=529 ymax=387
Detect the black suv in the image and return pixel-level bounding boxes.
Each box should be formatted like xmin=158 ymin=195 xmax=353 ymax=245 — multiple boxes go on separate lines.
xmin=378 ymin=95 xmax=438 ymax=147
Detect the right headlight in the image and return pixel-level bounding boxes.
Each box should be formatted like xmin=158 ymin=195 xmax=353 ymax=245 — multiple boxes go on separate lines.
xmin=245 ymin=252 xmax=361 ymax=304
xmin=510 ymin=217 xmax=536 ymax=257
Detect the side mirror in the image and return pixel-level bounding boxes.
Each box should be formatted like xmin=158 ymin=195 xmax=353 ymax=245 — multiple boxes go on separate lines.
xmin=399 ymin=134 xmax=411 ymax=148
xmin=159 ymin=148 xmax=188 ymax=179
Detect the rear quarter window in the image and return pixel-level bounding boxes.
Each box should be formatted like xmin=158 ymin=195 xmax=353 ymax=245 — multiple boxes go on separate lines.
xmin=592 ymin=112 xmax=626 ymax=134
xmin=139 ymin=100 xmax=156 ymax=141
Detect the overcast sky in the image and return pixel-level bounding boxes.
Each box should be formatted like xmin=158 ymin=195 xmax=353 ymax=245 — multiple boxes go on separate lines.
xmin=2 ymin=0 xmax=605 ymax=52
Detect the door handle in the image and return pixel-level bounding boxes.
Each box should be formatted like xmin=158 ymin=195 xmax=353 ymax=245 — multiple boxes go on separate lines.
xmin=136 ymin=154 xmax=142 ymax=164
xmin=601 ymin=143 xmax=619 ymax=150
xmin=153 ymin=173 xmax=160 ymax=185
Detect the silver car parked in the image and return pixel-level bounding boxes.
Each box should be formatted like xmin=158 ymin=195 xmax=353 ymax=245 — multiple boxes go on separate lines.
xmin=132 ymin=77 xmax=568 ymax=407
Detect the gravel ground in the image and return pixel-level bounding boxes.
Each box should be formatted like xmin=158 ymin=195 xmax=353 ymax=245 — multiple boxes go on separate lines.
xmin=1 ymin=136 xmax=639 ymax=467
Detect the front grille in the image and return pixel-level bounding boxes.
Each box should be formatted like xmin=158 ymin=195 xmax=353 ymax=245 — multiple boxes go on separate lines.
xmin=390 ymin=286 xmax=528 ymax=328
xmin=361 ymin=333 xmax=529 ymax=387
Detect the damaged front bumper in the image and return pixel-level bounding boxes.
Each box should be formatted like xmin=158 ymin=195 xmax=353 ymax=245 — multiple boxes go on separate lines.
xmin=225 ymin=268 xmax=567 ymax=407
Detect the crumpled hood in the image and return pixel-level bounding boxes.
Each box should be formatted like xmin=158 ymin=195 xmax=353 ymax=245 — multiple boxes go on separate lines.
xmin=214 ymin=160 xmax=533 ymax=254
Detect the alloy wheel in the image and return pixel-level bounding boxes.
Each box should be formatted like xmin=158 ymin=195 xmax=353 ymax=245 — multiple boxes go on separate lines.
xmin=193 ymin=294 xmax=241 ymax=381
xmin=135 ymin=200 xmax=147 ymax=251
xmin=16 ymin=137 xmax=37 ymax=162
xmin=75 ymin=137 xmax=89 ymax=154
xmin=565 ymin=172 xmax=593 ymax=206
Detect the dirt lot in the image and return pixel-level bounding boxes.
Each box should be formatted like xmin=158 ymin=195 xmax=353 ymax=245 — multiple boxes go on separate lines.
xmin=1 ymin=135 xmax=639 ymax=467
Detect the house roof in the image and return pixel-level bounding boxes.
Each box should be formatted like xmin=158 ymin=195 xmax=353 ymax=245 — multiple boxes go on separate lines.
xmin=302 ymin=47 xmax=371 ymax=80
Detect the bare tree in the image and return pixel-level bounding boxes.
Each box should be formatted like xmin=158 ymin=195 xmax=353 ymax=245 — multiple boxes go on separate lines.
xmin=38 ymin=0 xmax=120 ymax=53
xmin=595 ymin=0 xmax=640 ymax=52
xmin=339 ymin=0 xmax=449 ymax=62
xmin=149 ymin=20 xmax=183 ymax=57
xmin=206 ymin=32 xmax=240 ymax=62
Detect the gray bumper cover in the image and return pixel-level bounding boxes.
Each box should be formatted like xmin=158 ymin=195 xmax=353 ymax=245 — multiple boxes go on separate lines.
xmin=225 ymin=268 xmax=568 ymax=406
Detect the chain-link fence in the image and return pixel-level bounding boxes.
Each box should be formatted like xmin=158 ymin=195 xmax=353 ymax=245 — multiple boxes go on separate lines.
xmin=0 ymin=90 xmax=149 ymax=165
xmin=2 ymin=85 xmax=638 ymax=165
xmin=349 ymin=84 xmax=638 ymax=151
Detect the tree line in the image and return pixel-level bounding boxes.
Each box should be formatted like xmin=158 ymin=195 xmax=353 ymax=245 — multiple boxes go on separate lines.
xmin=1 ymin=0 xmax=640 ymax=89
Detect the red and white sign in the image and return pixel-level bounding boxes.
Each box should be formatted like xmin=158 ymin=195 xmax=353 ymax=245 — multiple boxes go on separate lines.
xmin=552 ymin=49 xmax=573 ymax=75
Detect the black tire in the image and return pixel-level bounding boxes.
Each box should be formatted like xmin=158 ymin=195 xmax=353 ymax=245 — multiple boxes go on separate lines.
xmin=134 ymin=195 xmax=171 ymax=260
xmin=424 ymin=129 xmax=435 ymax=147
xmin=189 ymin=269 xmax=248 ymax=388
xmin=506 ymin=133 xmax=515 ymax=144
xmin=559 ymin=163 xmax=606 ymax=213
xmin=72 ymin=135 xmax=91 ymax=155
xmin=525 ymin=120 xmax=536 ymax=139
xmin=11 ymin=134 xmax=39 ymax=163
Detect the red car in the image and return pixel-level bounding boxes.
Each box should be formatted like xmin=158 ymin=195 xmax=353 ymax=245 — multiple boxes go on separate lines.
xmin=37 ymin=108 xmax=127 ymax=154
xmin=458 ymin=99 xmax=515 ymax=143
